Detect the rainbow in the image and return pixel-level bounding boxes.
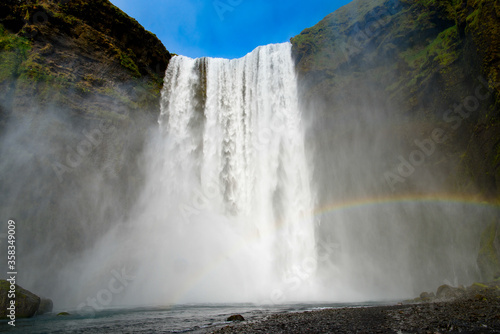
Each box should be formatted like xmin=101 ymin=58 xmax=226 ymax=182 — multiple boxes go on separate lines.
xmin=77 ymin=193 xmax=498 ymax=307
xmin=313 ymin=192 xmax=498 ymax=218
xmin=168 ymin=192 xmax=499 ymax=304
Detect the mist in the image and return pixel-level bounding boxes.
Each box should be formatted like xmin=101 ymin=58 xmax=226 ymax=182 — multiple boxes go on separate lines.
xmin=0 ymin=81 xmax=157 ymax=309
xmin=0 ymin=39 xmax=498 ymax=314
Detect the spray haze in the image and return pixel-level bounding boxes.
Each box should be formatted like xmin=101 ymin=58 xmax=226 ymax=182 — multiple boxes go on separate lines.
xmin=1 ymin=0 xmax=499 ymax=313
xmin=52 ymin=40 xmax=496 ymax=307
xmin=115 ymin=42 xmax=318 ymax=305
xmin=293 ymin=0 xmax=499 ymax=300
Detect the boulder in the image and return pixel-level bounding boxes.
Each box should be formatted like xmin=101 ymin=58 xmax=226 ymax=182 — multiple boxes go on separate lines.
xmin=436 ymin=284 xmax=464 ymax=300
xmin=57 ymin=312 xmax=71 ymax=316
xmin=436 ymin=284 xmax=452 ymax=298
xmin=0 ymin=280 xmax=41 ymax=319
xmin=419 ymin=291 xmax=435 ymax=301
xmin=227 ymin=314 xmax=245 ymax=321
xmin=37 ymin=298 xmax=54 ymax=315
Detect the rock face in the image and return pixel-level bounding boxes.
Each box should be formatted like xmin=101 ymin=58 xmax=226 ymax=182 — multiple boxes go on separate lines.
xmin=0 ymin=280 xmax=41 ymax=319
xmin=0 ymin=0 xmax=170 ymax=124
xmin=0 ymin=0 xmax=171 ymax=296
xmin=291 ymin=0 xmax=499 ymax=281
xmin=37 ymin=298 xmax=54 ymax=315
xmin=436 ymin=284 xmax=466 ymax=299
xmin=291 ymin=0 xmax=499 ymax=199
xmin=477 ymin=221 xmax=500 ymax=281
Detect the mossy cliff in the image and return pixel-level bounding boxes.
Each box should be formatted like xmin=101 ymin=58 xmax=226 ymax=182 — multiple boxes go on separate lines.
xmin=477 ymin=220 xmax=500 ymax=280
xmin=291 ymin=0 xmax=499 ymax=198
xmin=0 ymin=0 xmax=170 ymax=279
xmin=291 ymin=0 xmax=499 ymax=280
xmin=0 ymin=0 xmax=170 ymax=122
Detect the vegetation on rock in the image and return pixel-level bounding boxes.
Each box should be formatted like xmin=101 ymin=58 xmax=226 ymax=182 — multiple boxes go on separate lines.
xmin=477 ymin=221 xmax=500 ymax=281
xmin=291 ymin=0 xmax=499 ymax=199
xmin=0 ymin=280 xmax=41 ymax=319
xmin=291 ymin=0 xmax=499 ymax=277
xmin=0 ymin=0 xmax=171 ymax=295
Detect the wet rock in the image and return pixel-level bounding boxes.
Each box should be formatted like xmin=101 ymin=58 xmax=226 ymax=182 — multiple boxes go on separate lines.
xmin=436 ymin=284 xmax=464 ymax=299
xmin=37 ymin=298 xmax=54 ymax=315
xmin=0 ymin=280 xmax=41 ymax=319
xmin=436 ymin=284 xmax=452 ymax=298
xmin=57 ymin=312 xmax=71 ymax=316
xmin=436 ymin=284 xmax=455 ymax=299
xmin=469 ymin=282 xmax=489 ymax=291
xmin=419 ymin=291 xmax=435 ymax=301
xmin=227 ymin=314 xmax=245 ymax=321
xmin=477 ymin=222 xmax=500 ymax=281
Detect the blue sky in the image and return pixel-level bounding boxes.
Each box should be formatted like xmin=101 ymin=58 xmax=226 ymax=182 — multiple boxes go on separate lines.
xmin=109 ymin=0 xmax=352 ymax=59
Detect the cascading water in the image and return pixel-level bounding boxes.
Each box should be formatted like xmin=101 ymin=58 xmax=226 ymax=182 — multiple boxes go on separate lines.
xmin=120 ymin=42 xmax=318 ymax=304
xmin=52 ymin=42 xmax=495 ymax=310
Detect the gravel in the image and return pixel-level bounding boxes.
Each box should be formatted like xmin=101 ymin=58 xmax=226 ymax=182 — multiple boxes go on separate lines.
xmin=211 ymin=289 xmax=500 ymax=333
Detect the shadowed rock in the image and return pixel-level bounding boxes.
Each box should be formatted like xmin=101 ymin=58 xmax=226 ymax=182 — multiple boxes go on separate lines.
xmin=227 ymin=314 xmax=245 ymax=322
xmin=0 ymin=280 xmax=41 ymax=319
xmin=37 ymin=298 xmax=54 ymax=315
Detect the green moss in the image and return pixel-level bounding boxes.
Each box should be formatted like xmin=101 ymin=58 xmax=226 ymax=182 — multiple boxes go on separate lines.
xmin=75 ymin=81 xmax=91 ymax=94
xmin=428 ymin=25 xmax=460 ymax=67
xmin=401 ymin=24 xmax=460 ymax=71
xmin=119 ymin=49 xmax=140 ymax=77
xmin=401 ymin=47 xmax=428 ymax=69
xmin=0 ymin=280 xmax=8 ymax=291
xmin=83 ymin=74 xmax=105 ymax=87
xmin=54 ymin=11 xmax=79 ymax=26
xmin=98 ymin=86 xmax=134 ymax=107
xmin=471 ymin=282 xmax=489 ymax=289
xmin=0 ymin=25 xmax=31 ymax=81
xmin=466 ymin=9 xmax=481 ymax=32
xmin=416 ymin=0 xmax=460 ymax=21
xmin=20 ymin=53 xmax=51 ymax=82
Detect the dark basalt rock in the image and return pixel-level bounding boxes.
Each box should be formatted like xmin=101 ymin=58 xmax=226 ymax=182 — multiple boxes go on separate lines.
xmin=227 ymin=314 xmax=245 ymax=322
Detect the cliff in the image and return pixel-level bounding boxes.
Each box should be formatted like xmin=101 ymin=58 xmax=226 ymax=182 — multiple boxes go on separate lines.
xmin=0 ymin=0 xmax=170 ymax=122
xmin=291 ymin=0 xmax=500 ymax=281
xmin=292 ymin=0 xmax=499 ymax=199
xmin=0 ymin=0 xmax=170 ymax=266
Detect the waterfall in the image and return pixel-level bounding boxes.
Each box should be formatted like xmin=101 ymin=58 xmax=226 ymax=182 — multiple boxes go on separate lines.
xmin=51 ymin=43 xmax=496 ymax=308
xmin=125 ymin=42 xmax=317 ymax=303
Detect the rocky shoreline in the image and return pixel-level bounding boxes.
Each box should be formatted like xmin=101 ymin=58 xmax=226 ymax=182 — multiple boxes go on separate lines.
xmin=212 ymin=282 xmax=500 ymax=333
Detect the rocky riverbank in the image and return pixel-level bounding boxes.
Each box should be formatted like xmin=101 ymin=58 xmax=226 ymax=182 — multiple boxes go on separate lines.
xmin=212 ymin=281 xmax=500 ymax=333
